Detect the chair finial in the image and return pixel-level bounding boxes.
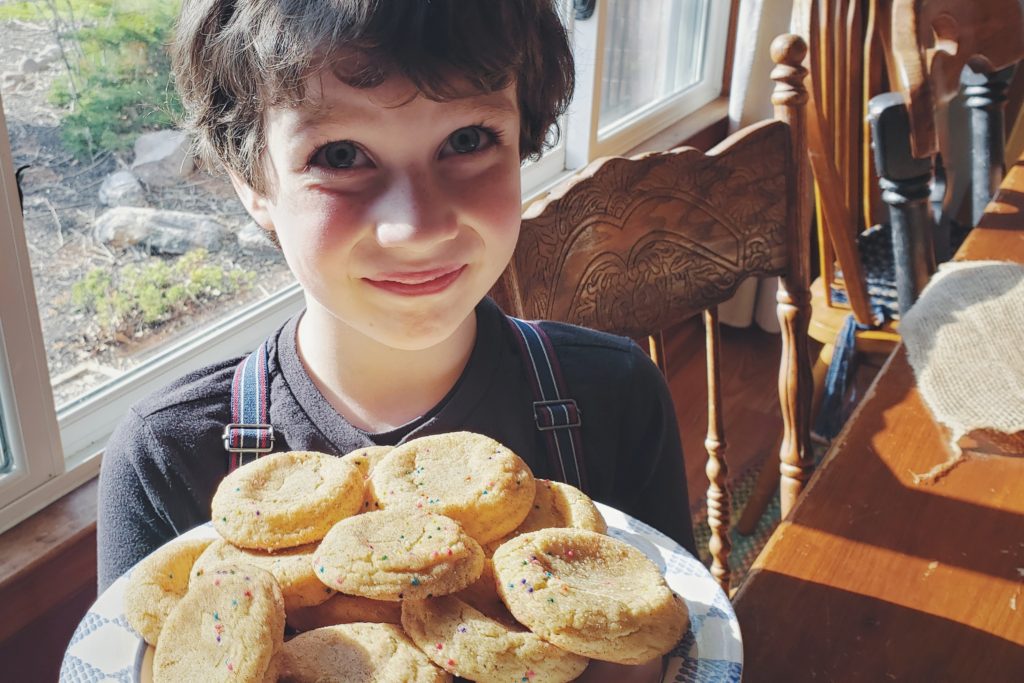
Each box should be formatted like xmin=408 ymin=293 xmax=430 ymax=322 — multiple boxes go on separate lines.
xmin=771 ymin=34 xmax=809 ymax=109
xmin=771 ymin=33 xmax=808 ymax=67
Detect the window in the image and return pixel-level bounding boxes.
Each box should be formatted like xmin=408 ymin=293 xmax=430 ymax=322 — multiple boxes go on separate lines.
xmin=567 ymin=0 xmax=731 ymax=163
xmin=0 ymin=0 xmax=732 ymax=532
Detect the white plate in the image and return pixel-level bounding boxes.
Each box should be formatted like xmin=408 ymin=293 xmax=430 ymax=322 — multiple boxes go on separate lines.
xmin=60 ymin=503 xmax=742 ymax=682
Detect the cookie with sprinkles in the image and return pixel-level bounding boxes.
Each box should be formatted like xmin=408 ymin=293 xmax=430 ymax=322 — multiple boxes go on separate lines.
xmin=277 ymin=622 xmax=451 ymax=682
xmin=401 ymin=593 xmax=589 ymax=683
xmin=484 ymin=479 xmax=607 ymax=555
xmin=452 ymin=559 xmax=513 ymax=626
xmin=211 ymin=450 xmax=364 ymax=550
xmin=369 ymin=431 xmax=535 ymax=544
xmin=153 ymin=563 xmax=284 ymax=682
xmin=192 ymin=539 xmax=334 ymax=613
xmin=287 ymin=591 xmax=402 ymax=632
xmin=123 ymin=537 xmax=215 ymax=646
xmin=492 ymin=528 xmax=688 ymax=665
xmin=340 ymin=444 xmax=393 ymax=478
xmin=341 ymin=445 xmax=393 ymax=511
xmin=313 ymin=508 xmax=484 ymax=601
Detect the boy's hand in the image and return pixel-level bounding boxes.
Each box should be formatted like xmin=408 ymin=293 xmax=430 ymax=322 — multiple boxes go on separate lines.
xmin=574 ymin=657 xmax=663 ymax=683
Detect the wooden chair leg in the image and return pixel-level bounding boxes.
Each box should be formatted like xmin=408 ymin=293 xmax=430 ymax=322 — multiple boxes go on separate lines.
xmin=735 ymin=436 xmax=783 ymax=536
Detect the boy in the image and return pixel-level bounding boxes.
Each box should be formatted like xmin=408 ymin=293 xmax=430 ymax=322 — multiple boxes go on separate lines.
xmin=98 ymin=0 xmax=697 ymax=660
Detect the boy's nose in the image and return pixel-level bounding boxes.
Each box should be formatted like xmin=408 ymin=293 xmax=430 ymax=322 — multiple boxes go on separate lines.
xmin=373 ymin=175 xmax=458 ymax=250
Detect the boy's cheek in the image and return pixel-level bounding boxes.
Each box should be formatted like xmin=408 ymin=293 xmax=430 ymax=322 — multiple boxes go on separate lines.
xmin=275 ymin=194 xmax=371 ymax=242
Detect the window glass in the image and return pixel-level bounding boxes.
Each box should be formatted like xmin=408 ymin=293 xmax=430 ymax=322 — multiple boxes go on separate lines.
xmin=2 ymin=0 xmax=293 ymax=410
xmin=599 ymin=0 xmax=710 ymax=131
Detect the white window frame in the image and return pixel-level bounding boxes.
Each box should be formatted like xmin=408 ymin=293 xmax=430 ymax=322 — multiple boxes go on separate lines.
xmin=0 ymin=0 xmax=733 ymax=534
xmin=0 ymin=105 xmax=65 ymax=513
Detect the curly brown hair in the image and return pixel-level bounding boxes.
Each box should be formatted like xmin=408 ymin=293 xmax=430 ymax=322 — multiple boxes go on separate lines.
xmin=171 ymin=0 xmax=575 ymax=195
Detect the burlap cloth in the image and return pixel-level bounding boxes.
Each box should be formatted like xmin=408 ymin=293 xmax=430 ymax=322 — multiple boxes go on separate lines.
xmin=900 ymin=260 xmax=1024 ymax=483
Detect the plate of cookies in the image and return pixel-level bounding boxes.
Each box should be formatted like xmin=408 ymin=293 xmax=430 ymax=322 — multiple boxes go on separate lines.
xmin=61 ymin=432 xmax=742 ymax=682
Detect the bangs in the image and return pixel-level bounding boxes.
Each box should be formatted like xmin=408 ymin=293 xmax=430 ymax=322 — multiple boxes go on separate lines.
xmin=264 ymin=1 xmax=526 ymax=105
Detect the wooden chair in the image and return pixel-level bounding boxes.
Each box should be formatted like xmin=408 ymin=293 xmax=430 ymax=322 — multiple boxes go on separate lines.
xmin=492 ymin=35 xmax=813 ymax=592
xmin=891 ymin=0 xmax=1024 ymax=226
xmin=735 ymin=0 xmax=899 ymax=536
xmin=793 ymin=0 xmax=901 ymax=414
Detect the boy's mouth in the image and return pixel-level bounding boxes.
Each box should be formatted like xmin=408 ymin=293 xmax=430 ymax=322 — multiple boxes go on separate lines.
xmin=364 ymin=265 xmax=467 ymax=296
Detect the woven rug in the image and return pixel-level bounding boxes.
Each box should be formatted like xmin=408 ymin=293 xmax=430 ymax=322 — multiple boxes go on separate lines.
xmin=691 ymin=441 xmax=829 ymax=590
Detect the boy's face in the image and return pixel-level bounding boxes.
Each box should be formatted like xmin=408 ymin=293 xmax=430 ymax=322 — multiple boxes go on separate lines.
xmin=233 ymin=71 xmax=523 ymax=351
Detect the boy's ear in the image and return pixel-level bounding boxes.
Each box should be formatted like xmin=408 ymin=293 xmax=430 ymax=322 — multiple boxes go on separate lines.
xmin=228 ymin=171 xmax=276 ymax=233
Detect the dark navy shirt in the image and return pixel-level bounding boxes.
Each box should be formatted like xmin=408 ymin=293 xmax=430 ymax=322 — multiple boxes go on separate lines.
xmin=97 ymin=297 xmax=696 ymax=590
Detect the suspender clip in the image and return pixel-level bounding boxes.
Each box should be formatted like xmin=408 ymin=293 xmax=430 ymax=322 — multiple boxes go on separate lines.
xmin=533 ymin=399 xmax=582 ymax=431
xmin=222 ymin=423 xmax=275 ymax=454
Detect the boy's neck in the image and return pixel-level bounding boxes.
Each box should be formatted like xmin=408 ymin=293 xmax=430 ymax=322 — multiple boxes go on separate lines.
xmin=294 ymin=303 xmax=478 ymax=434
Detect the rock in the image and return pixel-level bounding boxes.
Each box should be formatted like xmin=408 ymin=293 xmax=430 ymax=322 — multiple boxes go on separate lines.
xmin=98 ymin=170 xmax=147 ymax=207
xmin=2 ymin=72 xmax=25 ymax=88
xmin=19 ymin=56 xmax=43 ymax=74
xmin=237 ymin=221 xmax=279 ymax=252
xmin=37 ymin=45 xmax=62 ymax=65
xmin=131 ymin=130 xmax=195 ymax=187
xmin=94 ymin=207 xmax=227 ymax=254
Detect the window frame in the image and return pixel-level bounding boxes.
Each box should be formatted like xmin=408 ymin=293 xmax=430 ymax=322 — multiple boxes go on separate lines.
xmin=0 ymin=0 xmax=734 ymax=534
xmin=0 ymin=103 xmax=66 ymax=522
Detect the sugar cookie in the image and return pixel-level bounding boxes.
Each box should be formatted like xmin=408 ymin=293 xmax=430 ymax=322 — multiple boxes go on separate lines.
xmin=341 ymin=445 xmax=393 ymax=478
xmin=492 ymin=528 xmax=688 ymax=665
xmin=152 ymin=563 xmax=284 ymax=682
xmin=484 ymin=479 xmax=606 ymax=554
xmin=287 ymin=592 xmax=402 ymax=632
xmin=402 ymin=594 xmax=589 ymax=682
xmin=211 ymin=450 xmax=363 ymax=550
xmin=277 ymin=622 xmax=451 ymax=682
xmin=124 ymin=537 xmax=214 ymax=645
xmin=370 ymin=432 xmax=535 ymax=544
xmin=313 ymin=509 xmax=483 ymax=601
xmin=192 ymin=539 xmax=333 ymax=612
xmin=342 ymin=445 xmax=392 ymax=511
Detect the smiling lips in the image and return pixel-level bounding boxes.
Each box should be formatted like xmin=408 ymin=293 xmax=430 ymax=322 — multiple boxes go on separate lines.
xmin=364 ymin=265 xmax=467 ymax=296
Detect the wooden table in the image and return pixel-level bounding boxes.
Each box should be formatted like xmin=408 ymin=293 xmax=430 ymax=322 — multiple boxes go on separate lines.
xmin=732 ymin=159 xmax=1024 ymax=681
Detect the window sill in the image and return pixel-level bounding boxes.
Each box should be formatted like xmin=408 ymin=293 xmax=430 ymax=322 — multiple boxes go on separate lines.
xmin=623 ymin=96 xmax=730 ymax=157
xmin=0 ymin=475 xmax=97 ymax=643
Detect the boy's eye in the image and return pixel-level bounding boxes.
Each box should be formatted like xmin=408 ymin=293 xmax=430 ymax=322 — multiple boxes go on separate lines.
xmin=312 ymin=141 xmax=368 ymax=169
xmin=450 ymin=127 xmax=482 ymax=153
xmin=440 ymin=126 xmax=499 ymax=158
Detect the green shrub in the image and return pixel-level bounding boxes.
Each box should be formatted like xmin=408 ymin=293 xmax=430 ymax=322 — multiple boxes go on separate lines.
xmin=71 ymin=249 xmax=256 ymax=342
xmin=24 ymin=0 xmax=185 ymax=159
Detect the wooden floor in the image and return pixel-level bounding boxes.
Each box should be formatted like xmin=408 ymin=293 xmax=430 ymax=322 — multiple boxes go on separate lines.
xmin=663 ymin=316 xmax=880 ymax=516
xmin=663 ymin=317 xmax=787 ymax=512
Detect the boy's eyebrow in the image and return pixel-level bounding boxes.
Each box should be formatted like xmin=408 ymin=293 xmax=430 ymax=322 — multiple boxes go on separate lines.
xmin=292 ymin=95 xmax=518 ymax=136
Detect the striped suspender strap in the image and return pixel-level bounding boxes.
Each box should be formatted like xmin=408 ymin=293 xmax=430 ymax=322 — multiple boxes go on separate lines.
xmin=506 ymin=316 xmax=588 ymax=493
xmin=223 ymin=341 xmax=275 ymax=472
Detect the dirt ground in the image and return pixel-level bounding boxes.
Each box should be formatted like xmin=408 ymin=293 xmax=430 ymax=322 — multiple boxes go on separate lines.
xmin=2 ymin=16 xmax=294 ymax=406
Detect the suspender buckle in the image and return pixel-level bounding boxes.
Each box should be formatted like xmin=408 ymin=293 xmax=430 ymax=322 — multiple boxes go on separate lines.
xmin=222 ymin=423 xmax=275 ymax=454
xmin=533 ymin=399 xmax=582 ymax=431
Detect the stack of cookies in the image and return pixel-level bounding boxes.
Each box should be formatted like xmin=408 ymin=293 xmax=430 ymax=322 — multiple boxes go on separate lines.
xmin=123 ymin=432 xmax=689 ymax=682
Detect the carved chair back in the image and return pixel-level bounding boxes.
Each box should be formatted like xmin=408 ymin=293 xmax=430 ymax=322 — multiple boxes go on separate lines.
xmin=493 ymin=35 xmax=813 ymax=592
